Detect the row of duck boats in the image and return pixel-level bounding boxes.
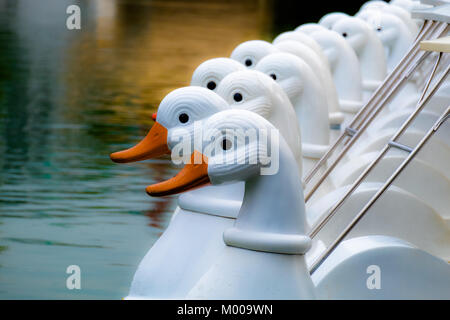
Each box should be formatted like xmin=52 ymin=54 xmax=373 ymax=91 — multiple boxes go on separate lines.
xmin=110 ymin=0 xmax=450 ymax=299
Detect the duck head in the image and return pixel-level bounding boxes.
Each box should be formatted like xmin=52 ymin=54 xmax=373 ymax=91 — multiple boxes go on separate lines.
xmin=273 ymin=31 xmax=311 ymax=45
xmin=256 ymin=52 xmax=330 ymax=149
xmin=332 ymin=16 xmax=387 ymax=87
xmin=359 ymin=0 xmax=388 ymax=12
xmin=216 ymin=69 xmax=290 ymax=120
xmin=255 ymin=52 xmax=304 ymax=103
xmin=110 ymin=87 xmax=229 ymax=164
xmin=274 ymin=40 xmax=320 ymax=63
xmin=360 ymin=0 xmax=418 ymax=35
xmin=390 ymin=0 xmax=428 ymax=28
xmin=272 ymin=31 xmax=330 ymax=70
xmin=307 ymin=29 xmax=342 ymax=68
xmin=319 ymin=12 xmax=350 ymax=29
xmin=295 ymin=23 xmax=327 ymax=35
xmin=273 ymin=40 xmax=344 ymax=126
xmin=390 ymin=0 xmax=424 ymax=12
xmin=309 ymin=29 xmax=363 ymax=107
xmin=357 ymin=10 xmax=409 ymax=47
xmin=216 ymin=69 xmax=303 ymax=175
xmin=357 ymin=8 xmax=417 ymax=73
xmin=331 ymin=17 xmax=371 ymax=53
xmin=230 ymin=40 xmax=278 ymax=69
xmin=273 ymin=40 xmax=330 ymax=88
xmin=190 ymin=58 xmax=245 ymax=91
xmin=390 ymin=0 xmax=431 ymax=15
xmin=145 ymin=109 xmax=283 ymax=197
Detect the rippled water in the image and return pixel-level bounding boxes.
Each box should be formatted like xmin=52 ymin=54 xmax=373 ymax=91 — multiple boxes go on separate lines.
xmin=0 ymin=0 xmax=272 ymax=299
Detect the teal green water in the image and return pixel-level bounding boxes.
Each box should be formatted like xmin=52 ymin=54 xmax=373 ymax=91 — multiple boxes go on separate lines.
xmin=0 ymin=0 xmax=272 ymax=299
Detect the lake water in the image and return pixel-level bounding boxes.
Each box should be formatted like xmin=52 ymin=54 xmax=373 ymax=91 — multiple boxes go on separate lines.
xmin=0 ymin=0 xmax=275 ymax=299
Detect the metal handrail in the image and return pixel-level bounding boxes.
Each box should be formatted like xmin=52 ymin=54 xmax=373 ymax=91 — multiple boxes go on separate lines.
xmin=308 ymin=52 xmax=448 ymax=240
xmin=310 ymin=105 xmax=450 ymax=274
xmin=303 ymin=21 xmax=448 ymax=202
xmin=303 ymin=20 xmax=437 ymax=188
xmin=304 ymin=21 xmax=447 ymax=195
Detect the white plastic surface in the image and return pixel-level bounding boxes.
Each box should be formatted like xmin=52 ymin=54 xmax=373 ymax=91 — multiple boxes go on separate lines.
xmin=313 ymin=236 xmax=450 ymax=299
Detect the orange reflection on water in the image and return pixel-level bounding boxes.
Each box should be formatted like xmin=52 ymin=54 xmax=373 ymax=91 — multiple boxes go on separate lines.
xmin=60 ymin=0 xmax=273 ymax=230
xmin=63 ymin=0 xmax=272 ymax=131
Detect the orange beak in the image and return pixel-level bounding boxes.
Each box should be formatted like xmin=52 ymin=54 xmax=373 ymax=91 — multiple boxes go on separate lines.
xmin=146 ymin=151 xmax=210 ymax=197
xmin=152 ymin=113 xmax=157 ymax=122
xmin=110 ymin=122 xmax=170 ymax=163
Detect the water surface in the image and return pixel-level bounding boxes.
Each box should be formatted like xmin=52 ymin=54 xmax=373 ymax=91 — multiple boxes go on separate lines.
xmin=0 ymin=0 xmax=272 ymax=299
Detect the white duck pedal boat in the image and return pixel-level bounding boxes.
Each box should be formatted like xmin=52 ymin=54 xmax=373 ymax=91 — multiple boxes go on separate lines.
xmin=254 ymin=53 xmax=331 ymax=174
xmin=192 ymin=57 xmax=449 ymax=234
xmin=110 ymin=76 xmax=304 ymax=298
xmin=359 ymin=0 xmax=420 ymax=35
xmin=331 ymin=17 xmax=388 ymax=101
xmin=190 ymin=57 xmax=245 ymax=91
xmin=271 ymin=31 xmax=330 ymax=68
xmin=391 ymin=0 xmax=431 ymax=28
xmin=119 ymin=109 xmax=450 ymax=299
xmin=304 ymin=29 xmax=364 ymax=126
xmin=229 ymin=39 xmax=343 ymax=130
xmin=111 ymin=88 xmax=238 ymax=299
xmin=358 ymin=9 xmax=416 ymax=73
xmin=319 ymin=12 xmax=350 ymax=29
xmin=192 ymin=54 xmax=334 ymax=173
xmin=303 ymin=9 xmax=450 ymax=263
xmin=273 ymin=40 xmax=344 ymax=130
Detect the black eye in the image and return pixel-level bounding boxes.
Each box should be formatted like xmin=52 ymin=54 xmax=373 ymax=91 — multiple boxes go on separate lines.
xmin=207 ymin=81 xmax=216 ymax=90
xmin=270 ymin=74 xmax=277 ymax=80
xmin=245 ymin=59 xmax=252 ymax=67
xmin=178 ymin=113 xmax=189 ymax=123
xmin=342 ymin=32 xmax=348 ymax=37
xmin=233 ymin=92 xmax=243 ymax=102
xmin=222 ymin=138 xmax=232 ymax=151
xmin=376 ymin=27 xmax=382 ymax=32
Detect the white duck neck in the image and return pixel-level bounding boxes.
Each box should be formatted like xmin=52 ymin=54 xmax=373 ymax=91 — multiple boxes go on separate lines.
xmin=386 ymin=34 xmax=412 ymax=72
xmin=178 ymin=183 xmax=244 ymax=219
xmin=356 ymin=34 xmax=387 ymax=82
xmin=262 ymin=91 xmax=304 ymax=176
xmin=223 ymin=139 xmax=311 ymax=255
xmin=332 ymin=48 xmax=363 ymax=103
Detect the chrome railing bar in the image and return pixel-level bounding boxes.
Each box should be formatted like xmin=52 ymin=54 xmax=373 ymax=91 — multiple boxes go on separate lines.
xmin=308 ymin=53 xmax=448 ymax=239
xmin=304 ymin=48 xmax=435 ymax=203
xmin=418 ymin=51 xmax=450 ymax=96
xmin=303 ymin=22 xmax=448 ymax=202
xmin=303 ymin=20 xmax=444 ymax=188
xmin=303 ymin=21 xmax=434 ymax=186
xmin=404 ymin=50 xmax=432 ymax=80
xmin=356 ymin=21 xmax=444 ymax=129
xmin=351 ymin=21 xmax=440 ymax=132
xmin=418 ymin=52 xmax=444 ymax=102
xmin=413 ymin=16 xmax=432 ymax=43
xmin=345 ymin=127 xmax=357 ymax=137
xmin=303 ymin=20 xmax=439 ymax=187
xmin=388 ymin=141 xmax=413 ymax=153
xmin=310 ymin=105 xmax=450 ymax=275
xmin=353 ymin=22 xmax=447 ymax=132
xmin=303 ymin=47 xmax=420 ymax=191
